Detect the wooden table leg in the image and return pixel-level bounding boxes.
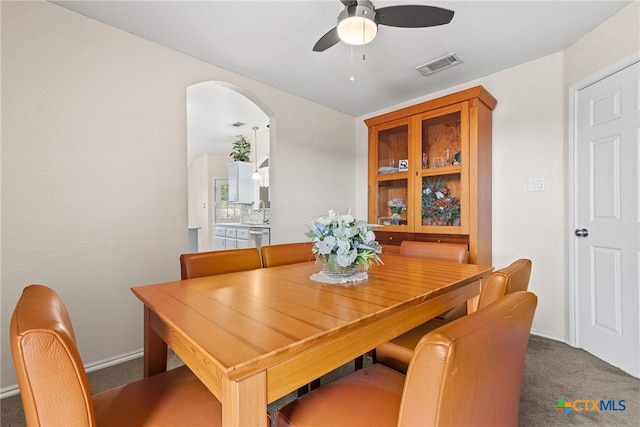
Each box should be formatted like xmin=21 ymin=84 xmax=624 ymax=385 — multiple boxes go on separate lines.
xmin=310 ymin=378 xmax=321 ymax=391
xmin=297 ymin=384 xmax=309 ymax=396
xmin=143 ymin=306 xmax=167 ymax=377
xmin=222 ymin=371 xmax=267 ymax=427
xmin=354 ymin=355 xmax=364 ymax=370
xmin=466 ymin=279 xmax=482 ymax=313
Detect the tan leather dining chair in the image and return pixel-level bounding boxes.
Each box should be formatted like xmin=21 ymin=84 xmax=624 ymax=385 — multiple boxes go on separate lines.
xmin=351 ymin=241 xmax=471 ymax=375
xmin=10 ymin=284 xmax=223 ymax=427
xmin=261 ymin=242 xmax=314 ymax=268
xmin=399 ymin=240 xmax=469 ymax=263
xmin=376 ymin=258 xmax=532 ymax=373
xmin=179 ymin=247 xmax=262 ymax=279
xmin=276 ymin=291 xmax=538 ymax=427
xmin=400 ymin=240 xmax=470 ymax=322
xmin=260 ymin=241 xmax=319 ymax=396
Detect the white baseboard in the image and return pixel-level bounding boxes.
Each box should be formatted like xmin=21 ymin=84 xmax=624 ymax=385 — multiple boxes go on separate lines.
xmin=1 ymin=349 xmax=143 ymax=400
xmin=83 ymin=349 xmax=144 ymax=373
xmin=531 ymin=328 xmax=570 ymax=345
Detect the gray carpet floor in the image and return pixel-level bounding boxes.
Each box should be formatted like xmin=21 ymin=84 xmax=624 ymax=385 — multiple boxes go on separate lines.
xmin=2 ymin=335 xmax=638 ymax=426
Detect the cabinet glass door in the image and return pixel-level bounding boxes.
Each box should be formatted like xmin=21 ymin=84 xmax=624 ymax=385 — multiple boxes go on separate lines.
xmin=418 ymin=105 xmax=468 ymax=232
xmin=372 ymin=122 xmax=410 ymax=228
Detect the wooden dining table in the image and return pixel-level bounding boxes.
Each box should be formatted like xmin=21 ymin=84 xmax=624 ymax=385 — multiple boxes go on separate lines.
xmin=131 ymin=253 xmax=492 ymax=426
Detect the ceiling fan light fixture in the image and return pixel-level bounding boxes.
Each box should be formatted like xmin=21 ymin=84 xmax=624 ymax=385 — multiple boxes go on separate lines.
xmin=314 ymin=1 xmax=454 ymax=52
xmin=337 ymin=16 xmax=377 ymax=45
xmin=337 ymin=4 xmax=377 ymax=46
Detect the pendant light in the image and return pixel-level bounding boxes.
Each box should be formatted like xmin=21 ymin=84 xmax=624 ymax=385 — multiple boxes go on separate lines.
xmin=251 ymin=126 xmax=261 ymax=181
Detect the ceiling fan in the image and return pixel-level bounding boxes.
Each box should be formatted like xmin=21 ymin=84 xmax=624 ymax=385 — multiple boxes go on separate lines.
xmin=313 ymin=0 xmax=454 ymax=52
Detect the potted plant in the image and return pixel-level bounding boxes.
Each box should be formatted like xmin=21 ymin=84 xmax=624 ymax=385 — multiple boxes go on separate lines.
xmin=387 ymin=198 xmax=407 ymax=225
xmin=229 ymin=137 xmax=251 ymax=162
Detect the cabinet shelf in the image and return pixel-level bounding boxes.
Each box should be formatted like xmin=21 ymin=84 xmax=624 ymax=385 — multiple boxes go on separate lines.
xmin=365 ymin=86 xmax=496 ymax=265
xmin=421 ymin=165 xmax=462 ymax=177
xmin=377 ymin=171 xmax=409 ymax=181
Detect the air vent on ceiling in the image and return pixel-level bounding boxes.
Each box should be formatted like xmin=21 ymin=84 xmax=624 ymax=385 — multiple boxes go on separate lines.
xmin=416 ymin=53 xmax=463 ymax=77
xmin=230 ymin=121 xmax=246 ymax=128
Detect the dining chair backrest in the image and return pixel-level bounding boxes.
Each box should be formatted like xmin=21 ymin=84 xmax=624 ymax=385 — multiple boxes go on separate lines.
xmin=478 ymin=258 xmax=532 ymax=308
xmin=374 ymin=258 xmax=534 ymax=374
xmin=11 ymin=284 xmax=96 ymax=426
xmin=399 ymin=241 xmax=469 ymax=263
xmin=400 ymin=241 xmax=469 ymax=321
xmin=399 ymin=291 xmax=537 ymax=426
xmin=261 ymin=242 xmax=315 ymax=268
xmin=180 ymin=248 xmax=262 ymax=279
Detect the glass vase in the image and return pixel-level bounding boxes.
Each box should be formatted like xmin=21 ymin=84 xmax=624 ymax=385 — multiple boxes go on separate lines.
xmin=317 ymin=253 xmax=357 ymax=279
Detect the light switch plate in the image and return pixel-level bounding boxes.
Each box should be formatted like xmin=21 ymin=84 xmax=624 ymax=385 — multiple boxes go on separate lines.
xmin=528 ymin=177 xmax=545 ymax=191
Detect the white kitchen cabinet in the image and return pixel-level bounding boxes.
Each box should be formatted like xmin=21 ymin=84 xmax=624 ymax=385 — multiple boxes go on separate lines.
xmin=228 ymin=162 xmax=254 ymax=204
xmin=215 ymin=225 xmax=252 ymax=250
xmin=224 ymin=227 xmax=237 ymax=249
xmin=214 ymin=226 xmax=227 ymax=250
xmin=236 ymin=228 xmax=249 ymax=248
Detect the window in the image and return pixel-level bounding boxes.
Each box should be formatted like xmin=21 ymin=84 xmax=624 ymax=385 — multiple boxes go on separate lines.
xmin=214 ymin=180 xmax=242 ymax=222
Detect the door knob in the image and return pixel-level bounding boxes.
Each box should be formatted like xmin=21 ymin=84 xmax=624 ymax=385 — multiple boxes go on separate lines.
xmin=575 ymin=228 xmax=589 ymax=237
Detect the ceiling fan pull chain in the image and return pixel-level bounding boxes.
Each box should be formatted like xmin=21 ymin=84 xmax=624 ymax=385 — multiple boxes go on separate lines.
xmin=361 ymin=10 xmax=367 ymax=61
xmin=349 ymin=45 xmax=355 ymax=81
xmin=361 ymin=10 xmax=367 ymax=44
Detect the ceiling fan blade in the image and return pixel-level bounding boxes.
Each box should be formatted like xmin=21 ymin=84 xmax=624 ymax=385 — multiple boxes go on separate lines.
xmin=375 ymin=5 xmax=454 ymax=28
xmin=313 ymin=27 xmax=340 ymax=52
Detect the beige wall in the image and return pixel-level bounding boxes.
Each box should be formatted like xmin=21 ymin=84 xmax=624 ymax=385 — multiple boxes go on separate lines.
xmin=565 ymin=1 xmax=639 ymax=85
xmin=1 ymin=0 xmax=354 ymax=392
xmin=357 ymin=2 xmax=639 ymax=341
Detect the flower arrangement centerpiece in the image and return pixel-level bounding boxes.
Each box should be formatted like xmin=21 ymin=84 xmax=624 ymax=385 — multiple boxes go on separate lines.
xmin=306 ymin=210 xmax=382 ymax=279
xmin=422 ymin=179 xmax=460 ymax=226
xmin=387 ymin=198 xmax=407 ymax=225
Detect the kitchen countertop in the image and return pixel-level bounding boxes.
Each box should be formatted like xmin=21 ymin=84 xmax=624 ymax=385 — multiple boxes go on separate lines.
xmin=215 ymin=223 xmax=270 ymax=229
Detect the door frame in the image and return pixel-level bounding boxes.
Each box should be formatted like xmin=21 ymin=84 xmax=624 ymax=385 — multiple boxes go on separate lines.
xmin=568 ymin=51 xmax=640 ymax=347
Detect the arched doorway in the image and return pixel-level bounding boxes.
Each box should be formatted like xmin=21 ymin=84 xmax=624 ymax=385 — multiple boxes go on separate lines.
xmin=186 ymin=81 xmax=271 ymax=251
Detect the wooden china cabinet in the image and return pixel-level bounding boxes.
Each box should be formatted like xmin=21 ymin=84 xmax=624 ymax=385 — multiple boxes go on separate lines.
xmin=365 ymin=86 xmax=496 ymax=265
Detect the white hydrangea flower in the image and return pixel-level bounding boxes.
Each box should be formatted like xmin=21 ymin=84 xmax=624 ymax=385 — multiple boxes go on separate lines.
xmin=337 ymin=248 xmax=358 ymax=267
xmin=336 ymin=238 xmax=351 ymax=254
xmin=316 ymin=236 xmax=336 ymax=254
xmin=339 ymin=214 xmax=354 ymax=224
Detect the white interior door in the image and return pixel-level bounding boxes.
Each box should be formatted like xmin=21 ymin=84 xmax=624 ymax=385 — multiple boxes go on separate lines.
xmin=573 ymin=58 xmax=639 ymax=377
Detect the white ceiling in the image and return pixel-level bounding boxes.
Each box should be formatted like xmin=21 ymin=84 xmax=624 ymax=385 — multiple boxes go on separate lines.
xmin=52 ymin=0 xmax=633 ymax=157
